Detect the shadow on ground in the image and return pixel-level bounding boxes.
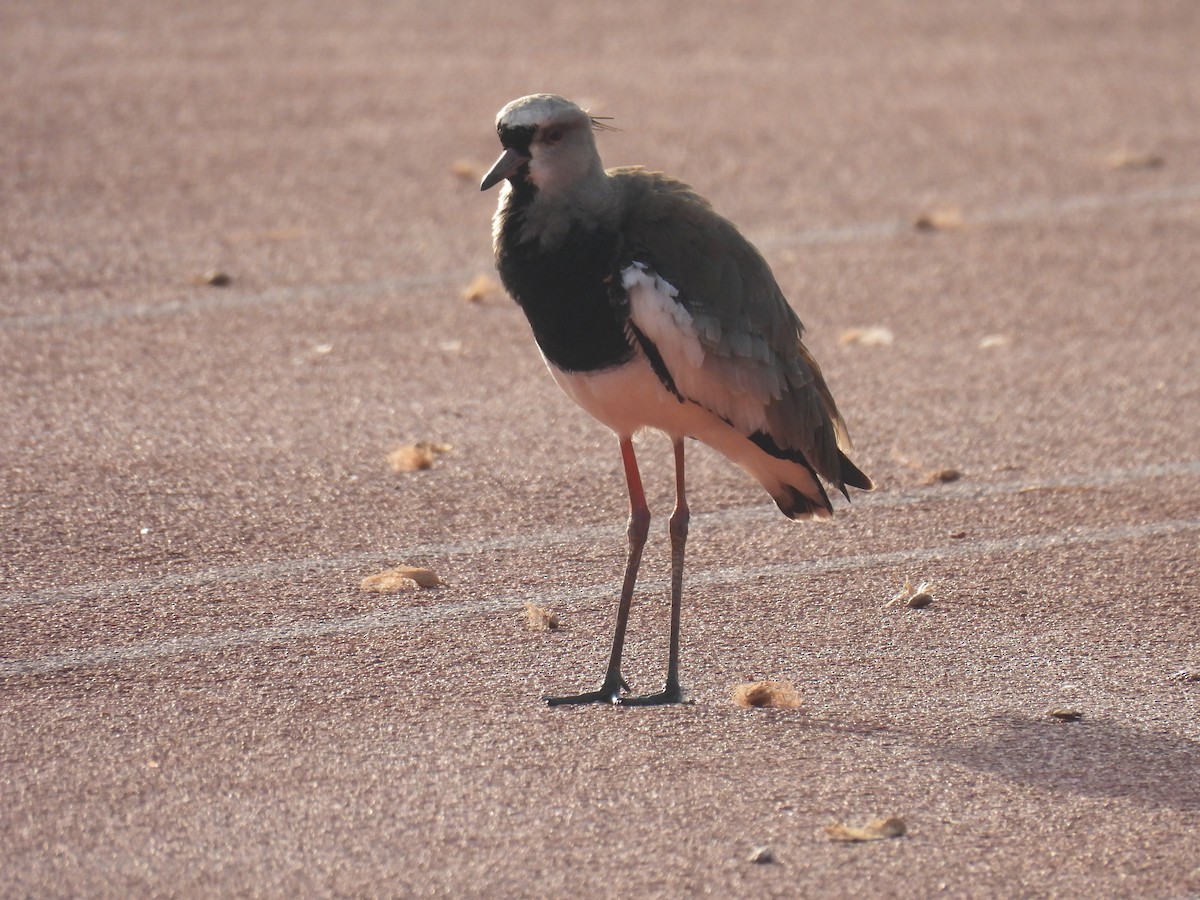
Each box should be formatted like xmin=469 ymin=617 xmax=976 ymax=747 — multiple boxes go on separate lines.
xmin=942 ymin=714 xmax=1200 ymax=812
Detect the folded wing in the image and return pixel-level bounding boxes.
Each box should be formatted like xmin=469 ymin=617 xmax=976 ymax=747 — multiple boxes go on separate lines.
xmin=612 ymin=167 xmax=871 ymax=496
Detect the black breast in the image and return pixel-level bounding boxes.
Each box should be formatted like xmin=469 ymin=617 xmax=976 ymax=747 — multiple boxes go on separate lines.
xmin=496 ymin=209 xmax=633 ymax=373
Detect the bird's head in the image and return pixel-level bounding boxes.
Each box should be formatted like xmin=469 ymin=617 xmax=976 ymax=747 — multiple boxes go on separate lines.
xmin=480 ymin=94 xmax=611 ymax=196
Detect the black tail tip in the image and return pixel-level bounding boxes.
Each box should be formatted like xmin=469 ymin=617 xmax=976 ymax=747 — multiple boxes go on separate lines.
xmin=839 ymin=452 xmax=874 ymax=492
xmin=774 ymin=486 xmax=834 ymax=521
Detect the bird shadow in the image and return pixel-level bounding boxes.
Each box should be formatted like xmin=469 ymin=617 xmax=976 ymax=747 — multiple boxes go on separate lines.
xmin=935 ymin=713 xmax=1200 ymax=813
xmin=787 ymin=711 xmax=1200 ymax=813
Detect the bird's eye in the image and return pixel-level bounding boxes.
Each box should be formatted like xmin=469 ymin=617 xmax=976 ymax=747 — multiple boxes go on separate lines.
xmin=542 ymin=126 xmax=565 ymax=145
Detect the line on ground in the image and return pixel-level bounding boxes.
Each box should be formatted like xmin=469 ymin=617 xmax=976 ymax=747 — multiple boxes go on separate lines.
xmin=3 ymin=459 xmax=1197 ymax=610
xmin=753 ymin=181 xmax=1200 ymax=249
xmin=2 ymin=516 xmax=1196 ymax=678
xmin=5 ymin=181 xmax=1199 ymax=331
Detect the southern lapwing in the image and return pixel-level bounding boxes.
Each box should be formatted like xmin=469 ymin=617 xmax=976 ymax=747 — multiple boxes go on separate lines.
xmin=481 ymin=94 xmax=872 ymax=706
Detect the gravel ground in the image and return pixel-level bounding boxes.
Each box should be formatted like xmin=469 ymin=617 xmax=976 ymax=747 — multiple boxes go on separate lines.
xmin=3 ymin=1 xmax=1199 ymax=896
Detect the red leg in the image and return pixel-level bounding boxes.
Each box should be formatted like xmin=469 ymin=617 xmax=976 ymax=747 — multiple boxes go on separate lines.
xmin=546 ymin=437 xmax=650 ymax=706
xmin=665 ymin=437 xmax=689 ymax=694
xmin=623 ymin=437 xmax=688 ymax=706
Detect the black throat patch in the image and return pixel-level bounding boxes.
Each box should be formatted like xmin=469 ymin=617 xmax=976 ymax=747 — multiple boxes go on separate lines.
xmin=495 ymin=197 xmax=633 ymax=373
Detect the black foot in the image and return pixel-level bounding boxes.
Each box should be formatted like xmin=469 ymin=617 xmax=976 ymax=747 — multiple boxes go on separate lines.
xmin=545 ymin=675 xmax=631 ymax=707
xmin=620 ymin=682 xmax=685 ymax=707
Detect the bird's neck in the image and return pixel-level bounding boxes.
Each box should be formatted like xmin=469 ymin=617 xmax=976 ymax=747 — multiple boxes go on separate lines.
xmin=492 ymin=171 xmax=633 ymax=373
xmin=500 ymin=171 xmax=618 ymax=252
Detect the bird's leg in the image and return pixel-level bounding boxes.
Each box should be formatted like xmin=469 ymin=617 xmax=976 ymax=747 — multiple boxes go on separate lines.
xmin=545 ymin=437 xmax=649 ymax=706
xmin=665 ymin=439 xmax=690 ymax=696
xmin=623 ymin=437 xmax=689 ymax=706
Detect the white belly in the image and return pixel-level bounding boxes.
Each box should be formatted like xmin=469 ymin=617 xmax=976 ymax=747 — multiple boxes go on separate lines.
xmin=546 ymin=353 xmax=827 ymax=518
xmin=547 ymin=355 xmax=714 ymax=441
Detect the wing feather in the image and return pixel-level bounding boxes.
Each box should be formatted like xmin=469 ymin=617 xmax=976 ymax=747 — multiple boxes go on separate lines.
xmin=612 ymin=167 xmax=858 ymax=489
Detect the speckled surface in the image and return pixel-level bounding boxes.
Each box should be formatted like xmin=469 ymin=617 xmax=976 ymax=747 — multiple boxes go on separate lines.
xmin=3 ymin=1 xmax=1199 ymax=895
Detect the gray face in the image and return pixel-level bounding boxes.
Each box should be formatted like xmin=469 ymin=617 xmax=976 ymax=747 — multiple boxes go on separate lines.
xmin=483 ymin=95 xmax=602 ymax=195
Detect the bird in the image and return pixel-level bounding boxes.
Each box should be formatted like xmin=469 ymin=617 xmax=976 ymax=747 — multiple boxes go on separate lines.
xmin=480 ymin=94 xmax=872 ymax=706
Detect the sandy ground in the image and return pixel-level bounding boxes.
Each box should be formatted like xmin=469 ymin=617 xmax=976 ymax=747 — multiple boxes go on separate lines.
xmin=3 ymin=1 xmax=1199 ymax=896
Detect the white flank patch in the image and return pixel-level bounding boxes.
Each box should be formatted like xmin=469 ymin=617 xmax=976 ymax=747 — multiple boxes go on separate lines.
xmin=623 ymin=262 xmax=769 ymax=436
xmin=621 ymin=263 xmax=706 ymax=369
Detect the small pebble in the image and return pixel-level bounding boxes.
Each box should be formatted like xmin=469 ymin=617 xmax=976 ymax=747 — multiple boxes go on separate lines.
xmin=747 ymin=846 xmax=775 ymax=864
xmin=824 ymin=816 xmax=907 ymax=842
xmin=523 ymin=601 xmax=560 ymax=631
xmin=1047 ymin=707 xmax=1083 ymax=722
xmin=906 ymin=591 xmax=934 ymax=609
xmin=921 ymin=468 xmax=963 ymax=485
xmin=195 ymin=270 xmax=232 ymax=287
xmin=914 ymin=206 xmax=963 ymax=231
xmin=732 ymin=681 xmax=802 ymax=710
